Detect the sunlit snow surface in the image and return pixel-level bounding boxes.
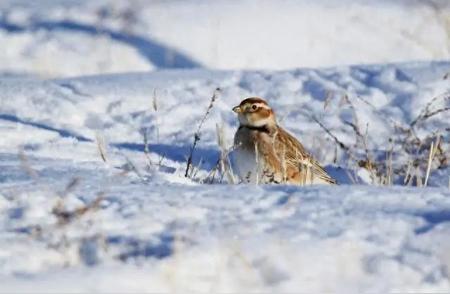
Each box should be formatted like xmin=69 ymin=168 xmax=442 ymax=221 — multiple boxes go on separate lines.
xmin=1 ymin=0 xmax=450 ymax=292
xmin=0 ymin=0 xmax=449 ymax=76
xmin=0 ymin=61 xmax=449 ymax=292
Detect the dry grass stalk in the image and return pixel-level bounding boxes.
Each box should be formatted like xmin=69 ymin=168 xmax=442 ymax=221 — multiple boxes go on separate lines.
xmin=254 ymin=142 xmax=260 ymax=185
xmin=18 ymin=149 xmax=39 ymax=180
xmin=53 ymin=193 xmax=104 ymax=226
xmin=216 ymin=123 xmax=236 ymax=184
xmin=61 ymin=177 xmax=81 ymax=196
xmin=142 ymin=128 xmax=153 ymax=168
xmin=345 ymin=167 xmax=358 ymax=184
xmin=424 ymin=136 xmax=441 ymax=186
xmin=204 ymin=142 xmax=239 ymax=184
xmin=152 ymin=89 xmax=160 ymax=143
xmin=384 ymin=138 xmax=394 ymax=186
xmin=190 ymin=157 xmax=204 ymax=179
xmin=410 ymin=92 xmax=450 ymax=128
xmin=313 ymin=91 xmax=449 ymax=187
xmin=415 ymin=168 xmax=423 ymax=187
xmin=95 ymin=133 xmax=108 ymax=163
xmin=323 ymin=90 xmax=333 ymax=110
xmin=403 ymin=160 xmax=413 ymax=185
xmin=340 ymin=95 xmax=379 ymax=183
xmin=185 ymin=88 xmax=220 ymax=177
xmin=424 ymin=141 xmax=435 ymax=187
xmin=14 ymin=149 xmax=138 ymax=266
xmin=120 ymin=154 xmax=144 ymax=180
xmin=204 ymin=163 xmax=219 ymax=184
xmin=141 ymin=90 xmax=163 ymax=170
xmin=311 ymin=115 xmax=351 ymax=154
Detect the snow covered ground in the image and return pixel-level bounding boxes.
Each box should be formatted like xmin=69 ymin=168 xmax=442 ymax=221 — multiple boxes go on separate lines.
xmin=1 ymin=0 xmax=450 ymax=292
xmin=0 ymin=0 xmax=449 ymax=76
xmin=0 ymin=61 xmax=449 ymax=292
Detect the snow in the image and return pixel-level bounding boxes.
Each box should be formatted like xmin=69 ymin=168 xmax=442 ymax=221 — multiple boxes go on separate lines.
xmin=0 ymin=60 xmax=449 ymax=292
xmin=1 ymin=0 xmax=450 ymax=77
xmin=1 ymin=0 xmax=450 ymax=292
xmin=1 ymin=170 xmax=450 ymax=292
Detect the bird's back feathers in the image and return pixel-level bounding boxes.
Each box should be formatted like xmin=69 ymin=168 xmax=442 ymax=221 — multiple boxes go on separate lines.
xmin=233 ymin=124 xmax=336 ymax=185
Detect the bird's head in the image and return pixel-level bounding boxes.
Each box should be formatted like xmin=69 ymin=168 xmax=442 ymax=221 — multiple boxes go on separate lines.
xmin=232 ymin=97 xmax=276 ymax=127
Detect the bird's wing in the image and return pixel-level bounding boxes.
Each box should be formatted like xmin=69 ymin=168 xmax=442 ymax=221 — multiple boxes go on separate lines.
xmin=275 ymin=127 xmax=337 ymax=184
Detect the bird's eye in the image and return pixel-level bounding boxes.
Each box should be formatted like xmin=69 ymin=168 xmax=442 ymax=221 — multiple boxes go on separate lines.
xmin=251 ymin=105 xmax=258 ymax=110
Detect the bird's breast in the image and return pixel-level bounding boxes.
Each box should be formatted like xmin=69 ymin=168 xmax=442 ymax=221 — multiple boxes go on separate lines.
xmin=232 ymin=128 xmax=267 ymax=183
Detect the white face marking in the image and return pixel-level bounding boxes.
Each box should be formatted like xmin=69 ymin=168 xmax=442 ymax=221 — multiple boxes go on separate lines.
xmin=241 ymin=102 xmax=270 ymax=112
xmin=237 ymin=102 xmax=274 ymax=127
xmin=253 ymin=103 xmax=270 ymax=109
xmin=250 ymin=117 xmax=272 ymax=126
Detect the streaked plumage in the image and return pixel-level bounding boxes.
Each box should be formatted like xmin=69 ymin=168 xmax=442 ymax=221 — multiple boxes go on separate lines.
xmin=232 ymin=97 xmax=336 ymax=185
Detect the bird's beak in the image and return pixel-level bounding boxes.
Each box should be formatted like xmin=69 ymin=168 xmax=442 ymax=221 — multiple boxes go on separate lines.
xmin=232 ymin=105 xmax=241 ymax=113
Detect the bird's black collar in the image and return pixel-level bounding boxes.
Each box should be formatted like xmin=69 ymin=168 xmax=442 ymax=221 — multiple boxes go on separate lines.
xmin=238 ymin=124 xmax=270 ymax=133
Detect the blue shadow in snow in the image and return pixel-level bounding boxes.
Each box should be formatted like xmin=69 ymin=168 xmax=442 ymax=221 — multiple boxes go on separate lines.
xmin=415 ymin=210 xmax=450 ymax=234
xmin=114 ymin=142 xmax=220 ymax=170
xmin=0 ymin=113 xmax=218 ymax=168
xmin=0 ymin=114 xmax=91 ymax=142
xmin=108 ymin=231 xmax=174 ymax=261
xmin=0 ymin=18 xmax=202 ymax=69
xmin=324 ymin=166 xmax=357 ymax=185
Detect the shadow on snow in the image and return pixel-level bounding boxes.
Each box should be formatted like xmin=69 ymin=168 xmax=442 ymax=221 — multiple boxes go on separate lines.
xmin=415 ymin=210 xmax=450 ymax=234
xmin=0 ymin=18 xmax=202 ymax=69
xmin=107 ymin=231 xmax=174 ymax=261
xmin=114 ymin=142 xmax=220 ymax=170
xmin=0 ymin=114 xmax=91 ymax=142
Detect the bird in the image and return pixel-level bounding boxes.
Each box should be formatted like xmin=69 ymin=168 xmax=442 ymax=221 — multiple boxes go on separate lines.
xmin=232 ymin=97 xmax=336 ymax=185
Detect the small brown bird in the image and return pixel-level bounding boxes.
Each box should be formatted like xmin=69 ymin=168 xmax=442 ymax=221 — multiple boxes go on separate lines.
xmin=232 ymin=97 xmax=336 ymax=185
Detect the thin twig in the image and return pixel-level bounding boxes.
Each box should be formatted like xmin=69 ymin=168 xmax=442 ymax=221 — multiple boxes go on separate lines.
xmin=424 ymin=141 xmax=434 ymax=187
xmin=122 ymin=154 xmax=144 ymax=179
xmin=61 ymin=177 xmax=81 ymax=197
xmin=410 ymin=92 xmax=450 ymax=127
xmin=152 ymin=89 xmax=160 ymax=143
xmin=204 ymin=142 xmax=239 ymax=184
xmin=216 ymin=123 xmax=236 ymax=184
xmin=424 ymin=137 xmax=440 ymax=187
xmin=185 ymin=88 xmax=220 ymax=177
xmin=96 ymin=133 xmax=108 ymax=163
xmin=254 ymin=142 xmax=260 ymax=185
xmin=385 ymin=138 xmax=394 ymax=186
xmin=143 ymin=128 xmax=153 ymax=168
xmin=311 ymin=115 xmax=350 ymax=152
xmin=53 ymin=193 xmax=104 ymax=226
xmin=18 ymin=149 xmax=39 ymax=180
